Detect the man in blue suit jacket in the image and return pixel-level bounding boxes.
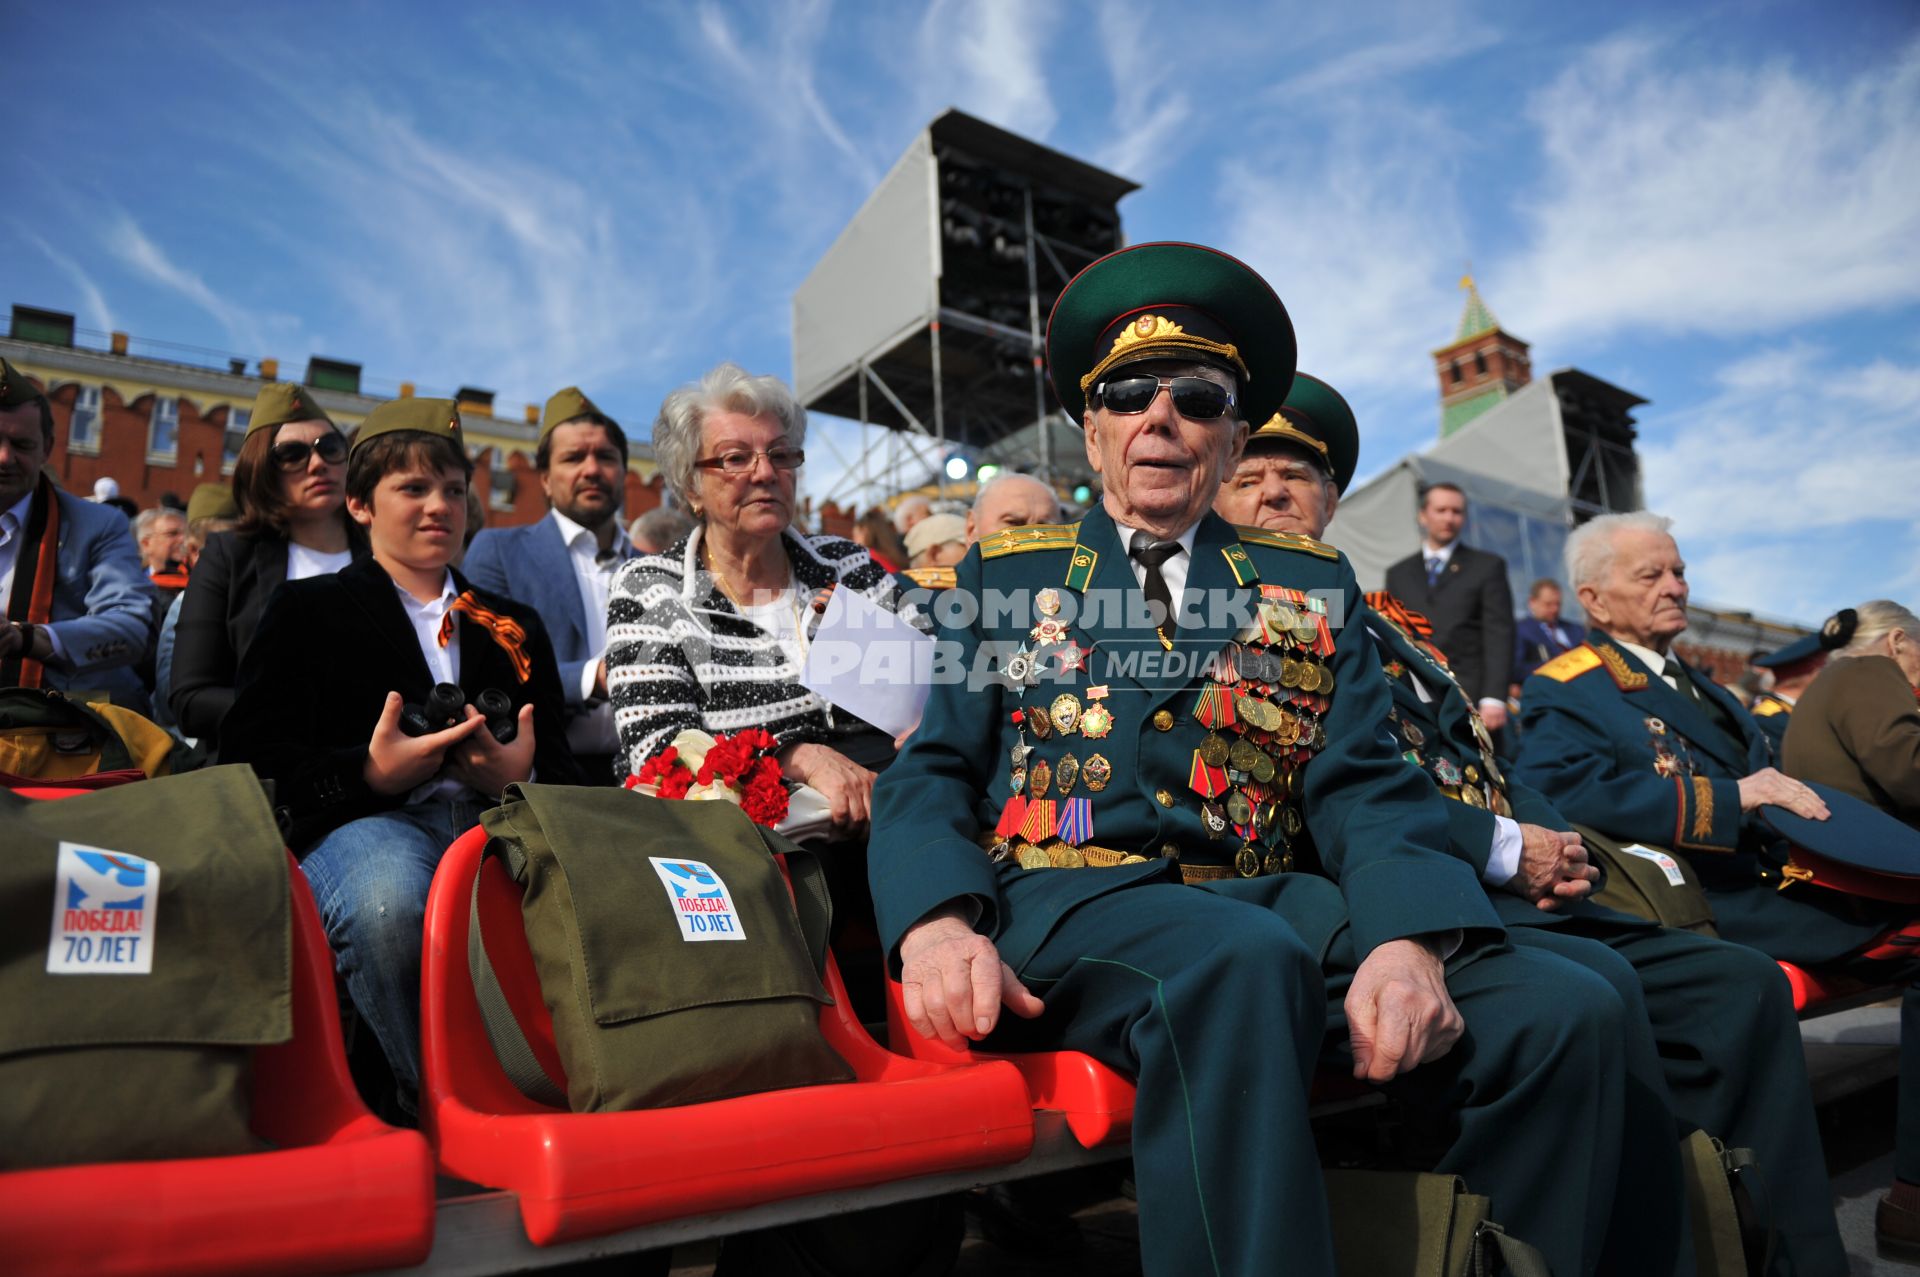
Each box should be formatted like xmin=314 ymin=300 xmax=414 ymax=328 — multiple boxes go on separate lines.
xmin=463 ymin=387 xmax=639 ymax=784
xmin=1511 ymin=576 xmax=1586 ymax=686
xmin=0 ymin=359 xmax=156 ymax=713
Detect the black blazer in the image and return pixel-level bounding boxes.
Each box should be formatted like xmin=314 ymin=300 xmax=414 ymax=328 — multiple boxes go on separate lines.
xmin=1383 ymin=543 xmax=1515 ymax=707
xmin=222 ymin=556 xmax=582 ymax=851
xmin=170 ymin=528 xmax=370 ymax=745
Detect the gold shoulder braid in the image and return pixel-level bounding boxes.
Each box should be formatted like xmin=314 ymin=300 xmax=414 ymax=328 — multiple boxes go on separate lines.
xmin=979 ymin=522 xmax=1080 ymax=560
xmin=1593 ymin=643 xmax=1650 ymax=691
xmin=1233 ymin=526 xmax=1339 ymax=561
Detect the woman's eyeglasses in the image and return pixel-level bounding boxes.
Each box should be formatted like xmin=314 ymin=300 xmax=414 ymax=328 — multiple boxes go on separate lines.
xmin=693 ymin=446 xmax=806 ymax=475
xmin=269 ymin=432 xmax=348 ymax=472
xmin=1093 ymin=375 xmax=1236 ymax=420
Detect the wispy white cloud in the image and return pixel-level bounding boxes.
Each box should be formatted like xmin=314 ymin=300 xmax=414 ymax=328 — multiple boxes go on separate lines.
xmin=1267 ymin=24 xmax=1503 ymax=101
xmin=1493 ymin=33 xmax=1920 ymax=347
xmin=918 ymin=0 xmax=1061 ymax=141
xmin=104 ymin=212 xmax=266 ymax=352
xmin=1639 ymin=342 xmax=1920 ymax=618
xmin=21 ymin=228 xmax=114 ymax=332
xmin=1089 ymin=7 xmax=1191 ymax=183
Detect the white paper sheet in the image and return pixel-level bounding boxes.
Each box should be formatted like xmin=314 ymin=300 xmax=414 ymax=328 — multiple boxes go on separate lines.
xmin=799 ymin=589 xmax=934 ymax=738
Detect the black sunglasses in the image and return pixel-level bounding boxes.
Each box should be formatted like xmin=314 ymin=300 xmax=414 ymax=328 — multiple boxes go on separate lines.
xmin=1093 ymin=375 xmax=1237 ymax=420
xmin=270 ymin=432 xmax=348 ymax=472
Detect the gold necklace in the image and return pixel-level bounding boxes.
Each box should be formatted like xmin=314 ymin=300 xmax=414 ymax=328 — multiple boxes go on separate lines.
xmin=705 ymin=545 xmax=808 ymax=655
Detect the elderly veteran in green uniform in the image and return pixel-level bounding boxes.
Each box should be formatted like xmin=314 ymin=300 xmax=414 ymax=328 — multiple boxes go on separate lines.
xmin=1226 ymin=374 xmax=1847 ymax=1274
xmin=1750 ymin=623 xmax=1838 ymax=757
xmin=1784 ymin=602 xmax=1920 ymax=830
xmin=1516 ymin=511 xmax=1920 ymax=1258
xmin=872 ymin=242 xmax=1656 ymax=1277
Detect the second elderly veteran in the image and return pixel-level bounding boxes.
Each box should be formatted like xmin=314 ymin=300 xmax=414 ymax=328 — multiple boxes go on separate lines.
xmin=606 ymin=362 xmax=922 ymax=833
xmin=872 ymin=243 xmax=1661 ymax=1277
xmin=1784 ymin=601 xmax=1920 ymax=828
xmin=965 ymin=472 xmax=1061 ymax=543
xmin=1514 ymin=512 xmax=1920 ymax=1255
xmin=1225 ymin=375 xmax=1847 ymax=1273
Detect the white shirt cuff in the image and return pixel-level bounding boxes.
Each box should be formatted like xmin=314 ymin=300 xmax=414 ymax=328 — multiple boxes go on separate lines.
xmin=1477 ymin=697 xmax=1505 ymax=712
xmin=1486 ymin=815 xmax=1524 ymax=886
xmin=577 ymin=650 xmax=605 ymax=704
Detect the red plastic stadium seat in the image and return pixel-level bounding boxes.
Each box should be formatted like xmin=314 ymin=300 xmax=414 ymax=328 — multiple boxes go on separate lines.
xmin=1777 ymin=961 xmax=1871 ymax=1014
xmin=885 ymin=974 xmax=1138 ymax=1149
xmin=419 ymin=827 xmax=1036 ymax=1247
xmin=0 ymin=842 xmax=436 ymax=1276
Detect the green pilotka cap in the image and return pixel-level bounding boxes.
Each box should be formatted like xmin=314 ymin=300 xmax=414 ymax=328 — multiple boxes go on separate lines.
xmin=186 ymin=482 xmax=240 ymax=525
xmin=247 ymin=383 xmax=334 ymax=437
xmin=0 ymin=358 xmax=48 ymax=410
xmin=350 ymin=397 xmax=465 ymax=457
xmin=541 ymin=386 xmax=614 ymax=443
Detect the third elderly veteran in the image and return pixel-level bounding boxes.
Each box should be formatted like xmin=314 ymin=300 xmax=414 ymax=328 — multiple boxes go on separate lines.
xmin=872 ymin=242 xmax=1659 ymax=1277
xmin=1221 ymin=375 xmax=1847 ymax=1274
xmin=1515 ymin=512 xmax=1920 ymax=1258
xmin=605 ymin=362 xmax=921 ymax=834
xmin=1784 ymin=601 xmax=1920 ymax=829
xmin=463 ymin=387 xmax=641 ymax=784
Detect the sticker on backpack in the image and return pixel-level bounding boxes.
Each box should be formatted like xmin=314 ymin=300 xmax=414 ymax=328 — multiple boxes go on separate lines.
xmin=1618 ymin=843 xmax=1687 ymax=888
xmin=649 ymin=857 xmax=747 ymax=942
xmin=47 ymin=842 xmax=159 ymax=974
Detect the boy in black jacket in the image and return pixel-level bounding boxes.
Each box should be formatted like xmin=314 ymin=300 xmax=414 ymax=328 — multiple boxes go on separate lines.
xmin=226 ymin=398 xmax=581 ymax=1108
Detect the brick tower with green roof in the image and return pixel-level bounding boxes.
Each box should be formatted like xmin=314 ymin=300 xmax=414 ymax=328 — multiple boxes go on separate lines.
xmin=1431 ymin=275 xmax=1532 ymax=437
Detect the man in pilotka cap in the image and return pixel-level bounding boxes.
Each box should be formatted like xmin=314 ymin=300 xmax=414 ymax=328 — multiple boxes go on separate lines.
xmin=464 ymin=387 xmax=639 ymax=783
xmin=869 ymin=243 xmax=1668 ymax=1276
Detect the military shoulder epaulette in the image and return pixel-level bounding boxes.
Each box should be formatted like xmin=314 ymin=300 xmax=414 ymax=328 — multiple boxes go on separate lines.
xmin=978 ymin=522 xmax=1080 ymax=559
xmin=1233 ymin=525 xmax=1339 ymax=561
xmin=901 ymin=564 xmax=957 ymax=590
xmin=1534 ymin=646 xmax=1603 ymax=683
xmin=1752 ymin=697 xmax=1788 ymax=718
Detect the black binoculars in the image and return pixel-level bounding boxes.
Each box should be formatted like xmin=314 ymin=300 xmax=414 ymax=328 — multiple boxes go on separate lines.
xmin=400 ymin=683 xmax=517 ymax=745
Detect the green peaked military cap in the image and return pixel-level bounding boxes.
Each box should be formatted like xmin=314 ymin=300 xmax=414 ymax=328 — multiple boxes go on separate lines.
xmin=186 ymin=482 xmax=240 ymax=525
xmin=350 ymin=396 xmax=465 ymax=457
xmin=0 ymin=357 xmax=48 ymax=409
xmin=542 ymin=386 xmax=614 ymax=440
xmin=247 ymin=382 xmax=334 ymax=437
xmin=1044 ymin=241 xmax=1297 ymax=426
xmin=1251 ymin=372 xmax=1361 ymax=495
xmin=1755 ymin=608 xmax=1855 ymax=669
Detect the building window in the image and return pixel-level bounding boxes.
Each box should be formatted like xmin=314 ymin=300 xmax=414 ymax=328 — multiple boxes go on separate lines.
xmin=69 ymin=385 xmax=102 ymax=453
xmin=1474 ymin=350 xmax=1488 ymax=376
xmin=1449 ymin=360 xmax=1462 ymax=385
xmin=224 ymin=407 xmax=250 ymax=473
xmin=147 ymin=396 xmax=179 ymax=461
xmin=489 ymin=449 xmax=516 ymax=510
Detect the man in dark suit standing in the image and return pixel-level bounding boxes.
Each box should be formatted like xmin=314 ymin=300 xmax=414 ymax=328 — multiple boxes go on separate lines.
xmin=1385 ymin=482 xmax=1515 ymax=736
xmin=463 ymin=387 xmax=638 ymax=783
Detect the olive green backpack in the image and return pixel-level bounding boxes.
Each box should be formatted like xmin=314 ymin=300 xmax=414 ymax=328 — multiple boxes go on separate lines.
xmin=1576 ymin=824 xmax=1720 ymax=937
xmin=471 ymin=784 xmax=852 ymax=1112
xmin=0 ymin=766 xmax=291 ymax=1169
xmin=1325 ymin=1170 xmax=1552 ymax=1276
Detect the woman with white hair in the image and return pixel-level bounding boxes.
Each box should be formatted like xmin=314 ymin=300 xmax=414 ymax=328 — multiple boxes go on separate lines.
xmin=1783 ymin=600 xmax=1920 ymax=829
xmin=605 ymin=362 xmax=920 ymax=836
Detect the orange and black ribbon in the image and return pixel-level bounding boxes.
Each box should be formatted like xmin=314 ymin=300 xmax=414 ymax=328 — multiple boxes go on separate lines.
xmin=2 ymin=474 xmax=61 ymax=689
xmin=438 ymin=590 xmax=532 ymax=684
xmin=1365 ymin=590 xmax=1451 ymax=667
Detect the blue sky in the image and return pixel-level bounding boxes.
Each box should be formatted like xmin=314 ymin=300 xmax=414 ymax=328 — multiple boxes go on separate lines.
xmin=9 ymin=0 xmax=1917 ymax=625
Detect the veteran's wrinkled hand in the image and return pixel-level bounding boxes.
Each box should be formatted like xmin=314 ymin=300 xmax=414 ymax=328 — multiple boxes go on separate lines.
xmin=898 ymin=908 xmax=1045 ymax=1049
xmin=1509 ymin=824 xmax=1599 ymax=911
xmin=1738 ymin=767 xmax=1829 ymax=820
xmin=1346 ymin=935 xmax=1465 ymax=1083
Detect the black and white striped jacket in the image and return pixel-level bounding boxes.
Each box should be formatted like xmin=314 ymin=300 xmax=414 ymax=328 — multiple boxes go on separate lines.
xmin=606 ymin=527 xmax=924 ymax=776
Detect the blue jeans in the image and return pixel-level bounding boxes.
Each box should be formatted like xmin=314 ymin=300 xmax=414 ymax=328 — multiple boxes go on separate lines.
xmin=300 ymin=795 xmax=486 ymax=1107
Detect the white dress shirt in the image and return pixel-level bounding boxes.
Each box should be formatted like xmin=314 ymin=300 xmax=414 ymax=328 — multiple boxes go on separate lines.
xmin=0 ymin=489 xmax=67 ymax=662
xmin=1113 ymin=517 xmax=1201 ymax=622
xmin=1613 ymin=638 xmax=1680 ymax=691
xmin=395 ymin=570 xmax=465 ymax=802
xmin=549 ymin=509 xmax=630 ymax=753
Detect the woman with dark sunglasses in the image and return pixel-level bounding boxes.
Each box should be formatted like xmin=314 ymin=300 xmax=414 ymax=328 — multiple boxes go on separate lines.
xmin=170 ymin=383 xmax=367 ymax=750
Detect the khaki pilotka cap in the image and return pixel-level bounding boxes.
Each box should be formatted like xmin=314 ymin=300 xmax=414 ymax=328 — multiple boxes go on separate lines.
xmin=186 ymin=482 xmax=241 ymax=525
xmin=0 ymin=357 xmax=49 ymax=410
xmin=541 ymin=386 xmax=615 ymax=444
xmin=350 ymin=397 xmax=465 ymax=458
xmin=247 ymin=383 xmax=335 ymax=437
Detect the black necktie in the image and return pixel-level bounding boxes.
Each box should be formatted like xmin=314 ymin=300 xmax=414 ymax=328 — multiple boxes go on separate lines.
xmin=1130 ymin=536 xmax=1181 ymax=646
xmin=1666 ymin=656 xmax=1744 ymax=750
